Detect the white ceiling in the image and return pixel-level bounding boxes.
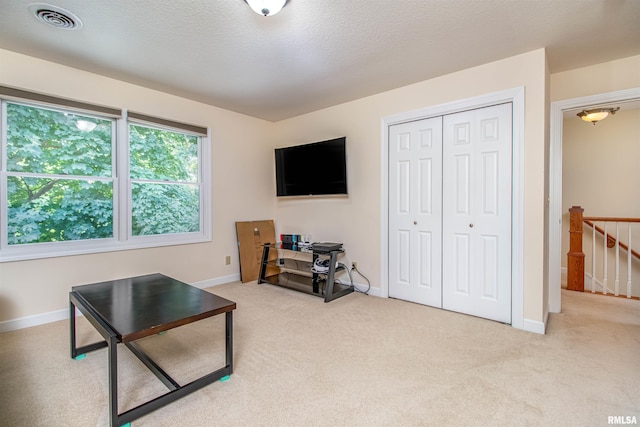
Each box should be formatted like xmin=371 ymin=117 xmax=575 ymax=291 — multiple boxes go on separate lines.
xmin=1 ymin=0 xmax=639 ymax=122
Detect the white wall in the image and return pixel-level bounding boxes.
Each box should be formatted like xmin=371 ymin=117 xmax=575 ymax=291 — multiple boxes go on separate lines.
xmin=274 ymin=49 xmax=548 ymax=326
xmin=0 ymin=49 xmax=276 ymax=325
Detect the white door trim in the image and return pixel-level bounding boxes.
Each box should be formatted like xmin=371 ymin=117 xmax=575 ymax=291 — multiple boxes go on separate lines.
xmin=380 ymin=87 xmax=525 ymax=330
xmin=548 ymin=87 xmax=640 ymax=314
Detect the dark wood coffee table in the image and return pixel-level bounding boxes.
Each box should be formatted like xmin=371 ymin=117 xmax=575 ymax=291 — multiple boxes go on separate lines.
xmin=69 ymin=273 xmax=236 ymax=427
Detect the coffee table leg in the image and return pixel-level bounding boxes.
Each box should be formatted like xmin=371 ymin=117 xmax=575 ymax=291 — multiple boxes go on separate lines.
xmin=108 ymin=335 xmax=119 ymax=427
xmin=226 ymin=311 xmax=233 ymax=374
xmin=69 ymin=300 xmax=77 ymax=359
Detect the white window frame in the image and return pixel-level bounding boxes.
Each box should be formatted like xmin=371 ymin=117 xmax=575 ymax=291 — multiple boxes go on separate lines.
xmin=124 ymin=112 xmax=211 ymax=247
xmin=0 ymin=89 xmax=211 ymax=262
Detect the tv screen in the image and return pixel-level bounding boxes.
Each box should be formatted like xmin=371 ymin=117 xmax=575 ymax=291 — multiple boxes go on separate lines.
xmin=275 ymin=137 xmax=347 ymax=197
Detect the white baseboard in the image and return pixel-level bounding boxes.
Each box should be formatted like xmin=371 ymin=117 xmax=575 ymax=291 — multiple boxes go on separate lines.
xmin=522 ymin=314 xmax=547 ymax=335
xmin=562 ymin=269 xmax=615 ymax=294
xmin=358 ymin=285 xmax=381 ymax=297
xmin=335 ymin=279 xmax=380 ymax=297
xmin=192 ymin=273 xmax=240 ymax=289
xmin=198 ymin=274 xmax=378 ymax=296
xmin=584 ymin=272 xmax=609 ymax=293
xmin=0 ymin=308 xmax=70 ymax=333
xmin=0 ymin=273 xmax=242 ymax=333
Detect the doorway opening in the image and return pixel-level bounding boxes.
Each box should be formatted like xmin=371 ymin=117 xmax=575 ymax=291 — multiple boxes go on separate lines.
xmin=547 ymin=87 xmax=640 ymax=313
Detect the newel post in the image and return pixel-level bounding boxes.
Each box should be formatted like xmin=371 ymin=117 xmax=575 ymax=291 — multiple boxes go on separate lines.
xmin=567 ymin=206 xmax=585 ymax=291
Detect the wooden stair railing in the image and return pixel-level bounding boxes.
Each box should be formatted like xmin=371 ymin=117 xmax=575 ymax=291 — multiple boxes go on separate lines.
xmin=583 ymin=219 xmax=640 ymax=261
xmin=567 ymin=205 xmax=640 ymax=297
xmin=567 ymin=207 xmax=585 ymax=291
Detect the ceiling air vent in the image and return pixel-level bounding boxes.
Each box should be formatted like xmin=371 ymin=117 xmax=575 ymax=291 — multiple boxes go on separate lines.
xmin=28 ymin=3 xmax=83 ymax=30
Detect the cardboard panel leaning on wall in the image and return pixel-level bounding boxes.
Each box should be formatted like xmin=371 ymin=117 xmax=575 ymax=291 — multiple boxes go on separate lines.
xmin=236 ymin=220 xmax=277 ymax=282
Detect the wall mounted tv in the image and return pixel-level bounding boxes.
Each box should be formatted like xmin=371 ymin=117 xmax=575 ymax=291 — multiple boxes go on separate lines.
xmin=275 ymin=137 xmax=347 ymax=197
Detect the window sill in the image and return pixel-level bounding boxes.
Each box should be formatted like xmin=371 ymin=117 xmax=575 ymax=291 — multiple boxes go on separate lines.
xmin=0 ymin=233 xmax=211 ymax=263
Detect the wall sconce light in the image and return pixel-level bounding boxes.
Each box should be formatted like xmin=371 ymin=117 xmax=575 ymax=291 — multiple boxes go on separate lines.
xmin=577 ymin=107 xmax=620 ymax=125
xmin=245 ymin=0 xmax=289 ymax=16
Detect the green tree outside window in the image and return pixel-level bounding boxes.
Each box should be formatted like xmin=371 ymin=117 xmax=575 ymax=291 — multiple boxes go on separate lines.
xmin=5 ymin=103 xmax=202 ymax=246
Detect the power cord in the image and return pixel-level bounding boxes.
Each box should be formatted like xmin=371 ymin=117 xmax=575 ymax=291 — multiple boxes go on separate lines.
xmin=350 ymin=264 xmax=370 ymax=295
xmin=336 ymin=261 xmax=370 ymax=295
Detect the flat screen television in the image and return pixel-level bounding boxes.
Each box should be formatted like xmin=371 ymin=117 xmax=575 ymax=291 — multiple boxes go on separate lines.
xmin=275 ymin=137 xmax=347 ymax=197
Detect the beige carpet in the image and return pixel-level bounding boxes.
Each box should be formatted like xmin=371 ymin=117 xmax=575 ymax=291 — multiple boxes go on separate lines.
xmin=0 ymin=282 xmax=638 ymax=426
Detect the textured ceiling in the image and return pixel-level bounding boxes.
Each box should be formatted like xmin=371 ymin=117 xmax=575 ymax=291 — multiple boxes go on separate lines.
xmin=0 ymin=0 xmax=639 ymax=121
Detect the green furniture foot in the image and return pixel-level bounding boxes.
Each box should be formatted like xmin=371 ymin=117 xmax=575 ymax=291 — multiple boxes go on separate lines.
xmin=74 ymin=354 xmax=86 ymax=360
xmin=219 ymin=375 xmax=230 ymax=382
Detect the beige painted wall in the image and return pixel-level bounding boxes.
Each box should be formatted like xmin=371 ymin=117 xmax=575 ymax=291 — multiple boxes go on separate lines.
xmin=8 ymin=49 xmax=635 ymax=328
xmin=0 ymin=49 xmax=276 ymax=322
xmin=551 ymin=55 xmax=640 ymax=102
xmin=273 ymin=49 xmax=549 ymax=324
xmin=561 ymin=108 xmax=640 ymax=296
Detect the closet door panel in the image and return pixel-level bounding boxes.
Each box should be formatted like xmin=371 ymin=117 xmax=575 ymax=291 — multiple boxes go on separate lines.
xmin=442 ymin=103 xmax=512 ymax=323
xmin=388 ymin=117 xmax=443 ymax=307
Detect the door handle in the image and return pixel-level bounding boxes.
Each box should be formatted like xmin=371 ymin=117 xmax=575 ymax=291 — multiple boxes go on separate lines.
xmin=469 ymin=223 xmax=474 ymax=228
xmin=413 ymin=221 xmax=418 ymax=225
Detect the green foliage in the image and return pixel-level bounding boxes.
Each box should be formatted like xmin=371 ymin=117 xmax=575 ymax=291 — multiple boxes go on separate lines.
xmin=6 ymin=103 xmax=112 ymax=176
xmin=129 ymin=124 xmax=198 ymax=182
xmin=129 ymin=124 xmax=200 ymax=237
xmin=5 ymin=103 xmax=201 ymax=245
xmin=131 ymin=183 xmax=199 ymax=236
xmin=8 ymin=177 xmax=113 ymax=244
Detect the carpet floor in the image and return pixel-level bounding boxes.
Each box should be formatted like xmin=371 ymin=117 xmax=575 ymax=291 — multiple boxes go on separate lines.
xmin=0 ymin=282 xmax=638 ymax=426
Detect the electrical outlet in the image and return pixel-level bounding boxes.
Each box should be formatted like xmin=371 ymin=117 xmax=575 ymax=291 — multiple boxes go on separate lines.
xmin=352 ymin=261 xmax=357 ymax=270
xmin=225 ymin=255 xmax=231 ymax=265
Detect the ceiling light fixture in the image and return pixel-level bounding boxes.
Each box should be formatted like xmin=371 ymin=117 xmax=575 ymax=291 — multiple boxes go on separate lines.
xmin=76 ymin=119 xmax=97 ymax=132
xmin=244 ymin=0 xmax=289 ymax=17
xmin=576 ymin=107 xmax=620 ymax=125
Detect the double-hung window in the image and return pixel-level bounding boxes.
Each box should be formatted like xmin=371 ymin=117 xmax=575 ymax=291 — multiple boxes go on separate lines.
xmin=0 ymin=87 xmax=210 ymax=261
xmin=126 ymin=113 xmax=208 ymax=241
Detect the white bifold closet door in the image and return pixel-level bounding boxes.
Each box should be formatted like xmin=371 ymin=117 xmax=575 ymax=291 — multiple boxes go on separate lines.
xmin=388 ymin=103 xmax=512 ymax=324
xmin=388 ymin=117 xmax=443 ymax=307
xmin=441 ymin=103 xmax=512 ymax=323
